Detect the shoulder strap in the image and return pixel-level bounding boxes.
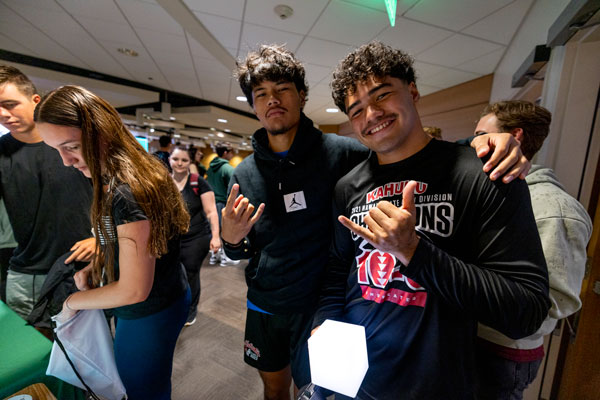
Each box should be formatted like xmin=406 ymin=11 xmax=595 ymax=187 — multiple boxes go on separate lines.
xmin=53 ymin=329 xmax=102 ymax=400
xmin=190 ymin=173 xmax=200 ymax=196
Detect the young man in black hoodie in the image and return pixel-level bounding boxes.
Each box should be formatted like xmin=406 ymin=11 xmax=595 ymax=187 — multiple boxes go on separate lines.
xmin=311 ymin=42 xmax=550 ymax=399
xmin=221 ymin=45 xmax=532 ymax=400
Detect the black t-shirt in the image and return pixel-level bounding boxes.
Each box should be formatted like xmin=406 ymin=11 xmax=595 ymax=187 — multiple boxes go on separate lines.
xmin=99 ymin=184 xmax=187 ymax=319
xmin=0 ymin=134 xmax=93 ymax=274
xmin=180 ymin=174 xmax=212 ymax=238
xmin=314 ymin=140 xmax=550 ymax=399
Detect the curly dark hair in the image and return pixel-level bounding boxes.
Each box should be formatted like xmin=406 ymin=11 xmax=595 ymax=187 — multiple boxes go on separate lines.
xmin=235 ymin=44 xmax=308 ymax=108
xmin=331 ymin=42 xmax=416 ymax=113
xmin=481 ymin=101 xmax=551 ymax=160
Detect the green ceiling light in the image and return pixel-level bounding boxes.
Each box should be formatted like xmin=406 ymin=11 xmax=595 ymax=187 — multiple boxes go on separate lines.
xmin=384 ymin=0 xmax=397 ymax=27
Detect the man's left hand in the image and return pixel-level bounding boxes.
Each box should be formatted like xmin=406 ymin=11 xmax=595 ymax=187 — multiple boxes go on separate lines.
xmin=471 ymin=133 xmax=531 ymax=183
xmin=65 ymin=237 xmax=96 ymax=264
xmin=338 ymin=181 xmax=420 ymax=266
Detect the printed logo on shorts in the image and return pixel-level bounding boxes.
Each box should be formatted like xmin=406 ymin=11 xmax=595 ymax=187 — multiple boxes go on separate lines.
xmin=244 ymin=340 xmax=260 ymax=361
xmin=283 ymin=191 xmax=307 ymax=213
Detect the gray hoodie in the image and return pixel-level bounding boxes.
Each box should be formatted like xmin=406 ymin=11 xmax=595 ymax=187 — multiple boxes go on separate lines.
xmin=478 ymin=165 xmax=592 ymax=349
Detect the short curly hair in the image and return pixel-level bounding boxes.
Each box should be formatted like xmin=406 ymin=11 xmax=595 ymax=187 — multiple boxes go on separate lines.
xmin=235 ymin=44 xmax=308 ymax=108
xmin=331 ymin=42 xmax=416 ymax=113
xmin=481 ymin=101 xmax=551 ymax=160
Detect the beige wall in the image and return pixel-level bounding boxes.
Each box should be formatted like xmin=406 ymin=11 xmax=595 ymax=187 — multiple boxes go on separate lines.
xmin=417 ymin=74 xmax=494 ymax=143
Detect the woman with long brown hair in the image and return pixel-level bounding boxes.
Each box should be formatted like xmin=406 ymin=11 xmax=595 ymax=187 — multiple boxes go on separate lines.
xmin=34 ymin=85 xmax=191 ymax=400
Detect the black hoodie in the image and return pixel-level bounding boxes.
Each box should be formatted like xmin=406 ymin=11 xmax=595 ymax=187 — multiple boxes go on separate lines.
xmin=225 ymin=114 xmax=368 ymax=314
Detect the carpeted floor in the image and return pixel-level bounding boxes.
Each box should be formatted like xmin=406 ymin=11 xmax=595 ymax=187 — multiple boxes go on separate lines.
xmin=171 ymin=260 xmax=264 ymax=400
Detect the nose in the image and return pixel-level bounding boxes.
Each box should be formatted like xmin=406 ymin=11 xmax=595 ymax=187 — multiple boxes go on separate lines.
xmin=267 ymin=92 xmax=280 ymax=107
xmin=0 ymin=106 xmax=10 ymax=118
xmin=365 ymin=102 xmax=383 ymax=123
xmin=58 ymin=149 xmax=74 ymax=167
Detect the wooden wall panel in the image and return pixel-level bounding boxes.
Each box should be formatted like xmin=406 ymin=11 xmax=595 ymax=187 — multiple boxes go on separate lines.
xmin=417 ymin=74 xmax=493 ymax=142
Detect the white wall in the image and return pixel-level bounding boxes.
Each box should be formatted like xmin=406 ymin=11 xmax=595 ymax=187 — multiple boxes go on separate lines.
xmin=490 ymin=0 xmax=571 ymax=102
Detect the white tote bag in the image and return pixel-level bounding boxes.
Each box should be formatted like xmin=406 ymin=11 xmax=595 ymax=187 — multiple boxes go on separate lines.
xmin=46 ymin=309 xmax=127 ymax=400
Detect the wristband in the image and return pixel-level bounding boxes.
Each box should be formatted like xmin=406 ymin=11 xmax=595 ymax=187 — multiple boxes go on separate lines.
xmin=221 ymin=236 xmax=244 ymax=248
xmin=65 ymin=293 xmax=75 ymax=311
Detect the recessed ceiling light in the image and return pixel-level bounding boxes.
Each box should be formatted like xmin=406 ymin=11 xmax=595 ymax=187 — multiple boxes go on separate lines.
xmin=326 ymin=108 xmax=339 ymax=113
xmin=169 ymin=117 xmax=176 ymax=120
xmin=217 ymin=132 xmax=225 ymax=138
xmin=236 ymin=96 xmax=247 ymax=101
xmin=217 ymin=118 xmax=228 ymax=123
xmin=117 ymin=48 xmax=138 ymax=57
xmin=149 ymin=128 xmax=155 ymax=132
xmin=208 ymin=133 xmax=215 ymax=137
xmin=210 ymin=127 xmax=216 ymax=131
xmin=173 ymin=133 xmax=181 ymax=138
xmin=224 ymin=129 xmax=231 ymax=132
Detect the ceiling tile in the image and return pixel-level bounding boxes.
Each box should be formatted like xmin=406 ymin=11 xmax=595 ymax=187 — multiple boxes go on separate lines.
xmin=304 ymin=93 xmax=334 ymax=115
xmin=416 ymin=34 xmax=503 ymax=67
xmin=239 ymin=23 xmax=304 ymax=54
xmin=455 ymin=48 xmax=505 ymax=75
xmin=341 ymin=0 xmax=420 ymax=14
xmin=309 ymin=0 xmax=388 ymax=45
xmin=376 ymin=17 xmax=453 ymax=55
xmin=462 ymin=0 xmax=533 ymax=45
xmin=184 ymin=0 xmax=245 ymax=20
xmin=135 ymin=28 xmax=189 ymax=54
xmin=417 ymin=83 xmax=442 ymax=97
xmin=75 ymin=16 xmax=140 ymax=46
xmin=0 ymin=8 xmax=87 ymax=68
xmin=308 ymin=82 xmax=335 ymax=99
xmin=244 ymin=0 xmax=329 ymax=36
xmin=423 ymin=68 xmax=480 ymax=89
xmin=413 ymin=61 xmax=447 ymax=79
xmin=303 ymin=63 xmax=333 ymax=85
xmin=116 ymin=0 xmax=183 ymax=35
xmin=193 ymin=11 xmax=242 ymax=49
xmin=58 ymin=0 xmax=125 ymax=23
xmin=0 ymin=34 xmax=37 ymax=56
xmin=404 ymin=0 xmax=512 ymax=31
xmin=296 ymin=37 xmax=354 ymax=69
xmin=3 ymin=0 xmax=63 ymax=13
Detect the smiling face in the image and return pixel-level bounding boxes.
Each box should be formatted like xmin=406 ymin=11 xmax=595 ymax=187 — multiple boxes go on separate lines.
xmin=251 ymin=80 xmax=305 ymax=137
xmin=0 ymin=83 xmax=40 ymax=135
xmin=345 ymin=75 xmax=428 ymax=164
xmin=37 ymin=122 xmax=90 ymax=177
xmin=169 ymin=148 xmax=191 ymax=174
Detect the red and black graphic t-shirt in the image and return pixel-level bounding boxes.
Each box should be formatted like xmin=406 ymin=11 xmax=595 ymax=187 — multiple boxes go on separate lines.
xmin=314 ymin=139 xmax=550 ymax=400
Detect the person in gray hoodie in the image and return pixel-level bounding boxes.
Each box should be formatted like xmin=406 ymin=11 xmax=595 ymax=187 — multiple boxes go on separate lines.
xmin=474 ymin=100 xmax=593 ymax=399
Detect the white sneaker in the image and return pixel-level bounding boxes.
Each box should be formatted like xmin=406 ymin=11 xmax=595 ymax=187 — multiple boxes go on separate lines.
xmin=185 ymin=317 xmax=196 ymax=327
xmin=209 ymin=251 xmax=219 ymax=265
xmin=220 ymin=255 xmax=241 ymax=267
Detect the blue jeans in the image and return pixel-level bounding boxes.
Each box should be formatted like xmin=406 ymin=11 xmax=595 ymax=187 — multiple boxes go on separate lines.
xmin=114 ymin=288 xmax=191 ymax=399
xmin=475 ymin=350 xmax=542 ymax=400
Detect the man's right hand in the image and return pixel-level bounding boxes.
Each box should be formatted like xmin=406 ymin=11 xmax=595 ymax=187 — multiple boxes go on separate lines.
xmin=221 ymin=183 xmax=265 ymax=245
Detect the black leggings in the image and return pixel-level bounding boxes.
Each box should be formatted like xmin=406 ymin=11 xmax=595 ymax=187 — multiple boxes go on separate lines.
xmin=180 ymin=233 xmax=211 ymax=321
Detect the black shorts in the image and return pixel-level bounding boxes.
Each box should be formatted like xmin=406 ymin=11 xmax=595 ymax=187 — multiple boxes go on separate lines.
xmin=244 ymin=308 xmax=312 ymax=387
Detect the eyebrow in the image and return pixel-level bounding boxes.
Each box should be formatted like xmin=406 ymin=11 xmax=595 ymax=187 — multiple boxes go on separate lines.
xmin=58 ymin=139 xmax=79 ymax=147
xmin=474 ymin=130 xmax=488 ymax=136
xmin=346 ymin=82 xmax=392 ymax=115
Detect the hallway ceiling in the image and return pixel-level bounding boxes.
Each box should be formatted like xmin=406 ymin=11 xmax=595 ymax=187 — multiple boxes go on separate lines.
xmin=0 ymin=0 xmax=540 ymax=148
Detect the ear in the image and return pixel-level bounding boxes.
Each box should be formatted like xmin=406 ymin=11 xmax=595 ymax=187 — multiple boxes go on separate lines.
xmin=408 ymin=82 xmax=420 ymax=103
xmin=32 ymin=94 xmax=41 ymax=105
xmin=512 ymin=127 xmax=524 ymax=143
xmin=299 ymin=90 xmax=306 ymax=109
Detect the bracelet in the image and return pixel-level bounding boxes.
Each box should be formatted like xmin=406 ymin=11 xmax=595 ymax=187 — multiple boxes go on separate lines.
xmin=221 ymin=236 xmax=244 ymax=248
xmin=65 ymin=293 xmax=75 ymax=311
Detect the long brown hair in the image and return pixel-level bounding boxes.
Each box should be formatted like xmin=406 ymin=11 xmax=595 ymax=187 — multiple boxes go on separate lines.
xmin=35 ymin=85 xmax=189 ymax=285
